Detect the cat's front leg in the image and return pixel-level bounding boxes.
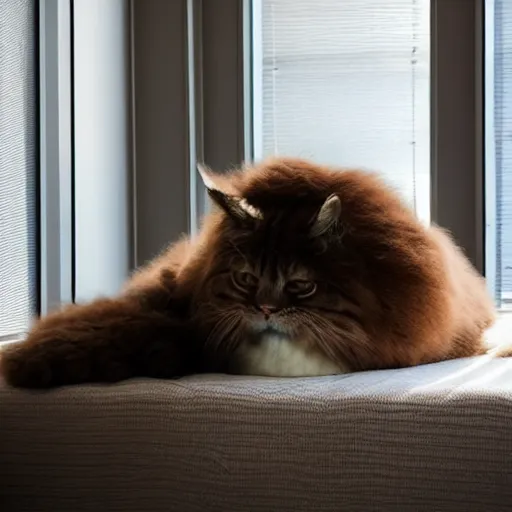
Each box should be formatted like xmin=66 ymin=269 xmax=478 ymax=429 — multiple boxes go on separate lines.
xmin=0 ymin=293 xmax=198 ymax=389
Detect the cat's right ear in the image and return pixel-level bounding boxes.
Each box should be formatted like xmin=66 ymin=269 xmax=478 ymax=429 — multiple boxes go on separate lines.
xmin=309 ymin=194 xmax=342 ymax=238
xmin=197 ymin=164 xmax=262 ymax=223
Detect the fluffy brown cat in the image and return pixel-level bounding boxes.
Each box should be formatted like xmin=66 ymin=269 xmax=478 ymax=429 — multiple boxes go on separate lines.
xmin=0 ymin=157 xmax=502 ymax=388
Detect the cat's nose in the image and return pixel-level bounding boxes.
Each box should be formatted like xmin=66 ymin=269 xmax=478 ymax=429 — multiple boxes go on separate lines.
xmin=257 ymin=304 xmax=280 ymax=318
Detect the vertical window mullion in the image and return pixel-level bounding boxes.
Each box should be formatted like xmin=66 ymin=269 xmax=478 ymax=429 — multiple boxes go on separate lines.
xmin=430 ymin=0 xmax=484 ymax=272
xmin=38 ymin=0 xmax=73 ymax=315
xmin=132 ymin=0 xmax=190 ymax=264
xmin=201 ymin=0 xmax=247 ymax=170
xmin=484 ymin=0 xmax=497 ymax=301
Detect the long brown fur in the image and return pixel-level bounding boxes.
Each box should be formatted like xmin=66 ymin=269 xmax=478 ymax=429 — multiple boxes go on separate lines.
xmin=0 ymin=157 xmax=498 ymax=388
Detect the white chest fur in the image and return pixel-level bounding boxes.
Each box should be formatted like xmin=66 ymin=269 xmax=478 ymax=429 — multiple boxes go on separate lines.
xmin=234 ymin=334 xmax=346 ymax=377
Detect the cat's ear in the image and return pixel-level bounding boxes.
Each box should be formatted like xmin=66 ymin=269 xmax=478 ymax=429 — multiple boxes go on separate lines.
xmin=197 ymin=164 xmax=262 ymax=222
xmin=310 ymin=194 xmax=341 ymax=237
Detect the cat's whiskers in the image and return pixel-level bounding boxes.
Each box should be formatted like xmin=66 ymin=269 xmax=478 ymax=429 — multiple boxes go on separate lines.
xmin=203 ymin=307 xmax=245 ymax=356
xmin=296 ymin=308 xmax=374 ymax=371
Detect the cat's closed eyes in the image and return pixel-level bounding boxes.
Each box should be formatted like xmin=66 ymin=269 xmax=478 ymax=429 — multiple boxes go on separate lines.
xmin=0 ymin=157 xmax=507 ymax=388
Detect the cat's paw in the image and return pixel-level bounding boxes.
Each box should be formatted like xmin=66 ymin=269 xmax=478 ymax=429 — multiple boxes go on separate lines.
xmin=0 ymin=342 xmax=53 ymax=388
xmin=488 ymin=343 xmax=512 ymax=358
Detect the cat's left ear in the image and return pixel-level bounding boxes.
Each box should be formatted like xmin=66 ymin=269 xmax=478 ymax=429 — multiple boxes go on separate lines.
xmin=310 ymin=194 xmax=341 ymax=237
xmin=197 ymin=164 xmax=262 ymax=222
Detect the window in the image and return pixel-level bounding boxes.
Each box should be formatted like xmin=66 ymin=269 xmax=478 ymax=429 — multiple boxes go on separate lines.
xmin=1 ymin=1 xmax=505 ymax=322
xmin=0 ymin=0 xmax=38 ymax=341
xmin=486 ymin=0 xmax=512 ymax=310
xmin=252 ymin=0 xmax=431 ymax=222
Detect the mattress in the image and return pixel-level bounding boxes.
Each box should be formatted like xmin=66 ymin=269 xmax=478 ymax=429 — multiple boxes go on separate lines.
xmin=1 ymin=355 xmax=512 ymax=512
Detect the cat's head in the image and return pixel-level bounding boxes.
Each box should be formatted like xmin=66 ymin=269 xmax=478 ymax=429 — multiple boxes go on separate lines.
xmin=187 ymin=158 xmax=449 ymax=376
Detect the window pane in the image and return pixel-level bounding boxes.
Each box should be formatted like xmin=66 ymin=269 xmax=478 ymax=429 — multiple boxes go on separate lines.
xmin=486 ymin=0 xmax=512 ymax=309
xmin=252 ymin=0 xmax=430 ymax=222
xmin=0 ymin=0 xmax=38 ymax=339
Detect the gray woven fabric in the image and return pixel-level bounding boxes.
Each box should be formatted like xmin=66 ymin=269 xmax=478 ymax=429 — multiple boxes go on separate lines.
xmin=1 ymin=356 xmax=512 ymax=512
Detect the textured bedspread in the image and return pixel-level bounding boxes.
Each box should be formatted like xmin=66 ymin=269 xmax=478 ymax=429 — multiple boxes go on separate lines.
xmin=1 ymin=356 xmax=512 ymax=512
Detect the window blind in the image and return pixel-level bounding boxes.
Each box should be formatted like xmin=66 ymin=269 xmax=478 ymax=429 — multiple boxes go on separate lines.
xmin=494 ymin=0 xmax=512 ymax=306
xmin=0 ymin=0 xmax=37 ymax=339
xmin=254 ymin=0 xmax=430 ymax=222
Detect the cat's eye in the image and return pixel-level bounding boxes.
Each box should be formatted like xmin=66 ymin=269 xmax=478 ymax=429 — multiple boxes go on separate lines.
xmin=233 ymin=270 xmax=258 ymax=290
xmin=285 ymin=279 xmax=317 ymax=299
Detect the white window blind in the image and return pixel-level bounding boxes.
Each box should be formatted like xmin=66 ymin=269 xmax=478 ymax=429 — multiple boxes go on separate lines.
xmin=489 ymin=0 xmax=512 ymax=308
xmin=0 ymin=0 xmax=37 ymax=339
xmin=253 ymin=0 xmax=430 ymax=222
